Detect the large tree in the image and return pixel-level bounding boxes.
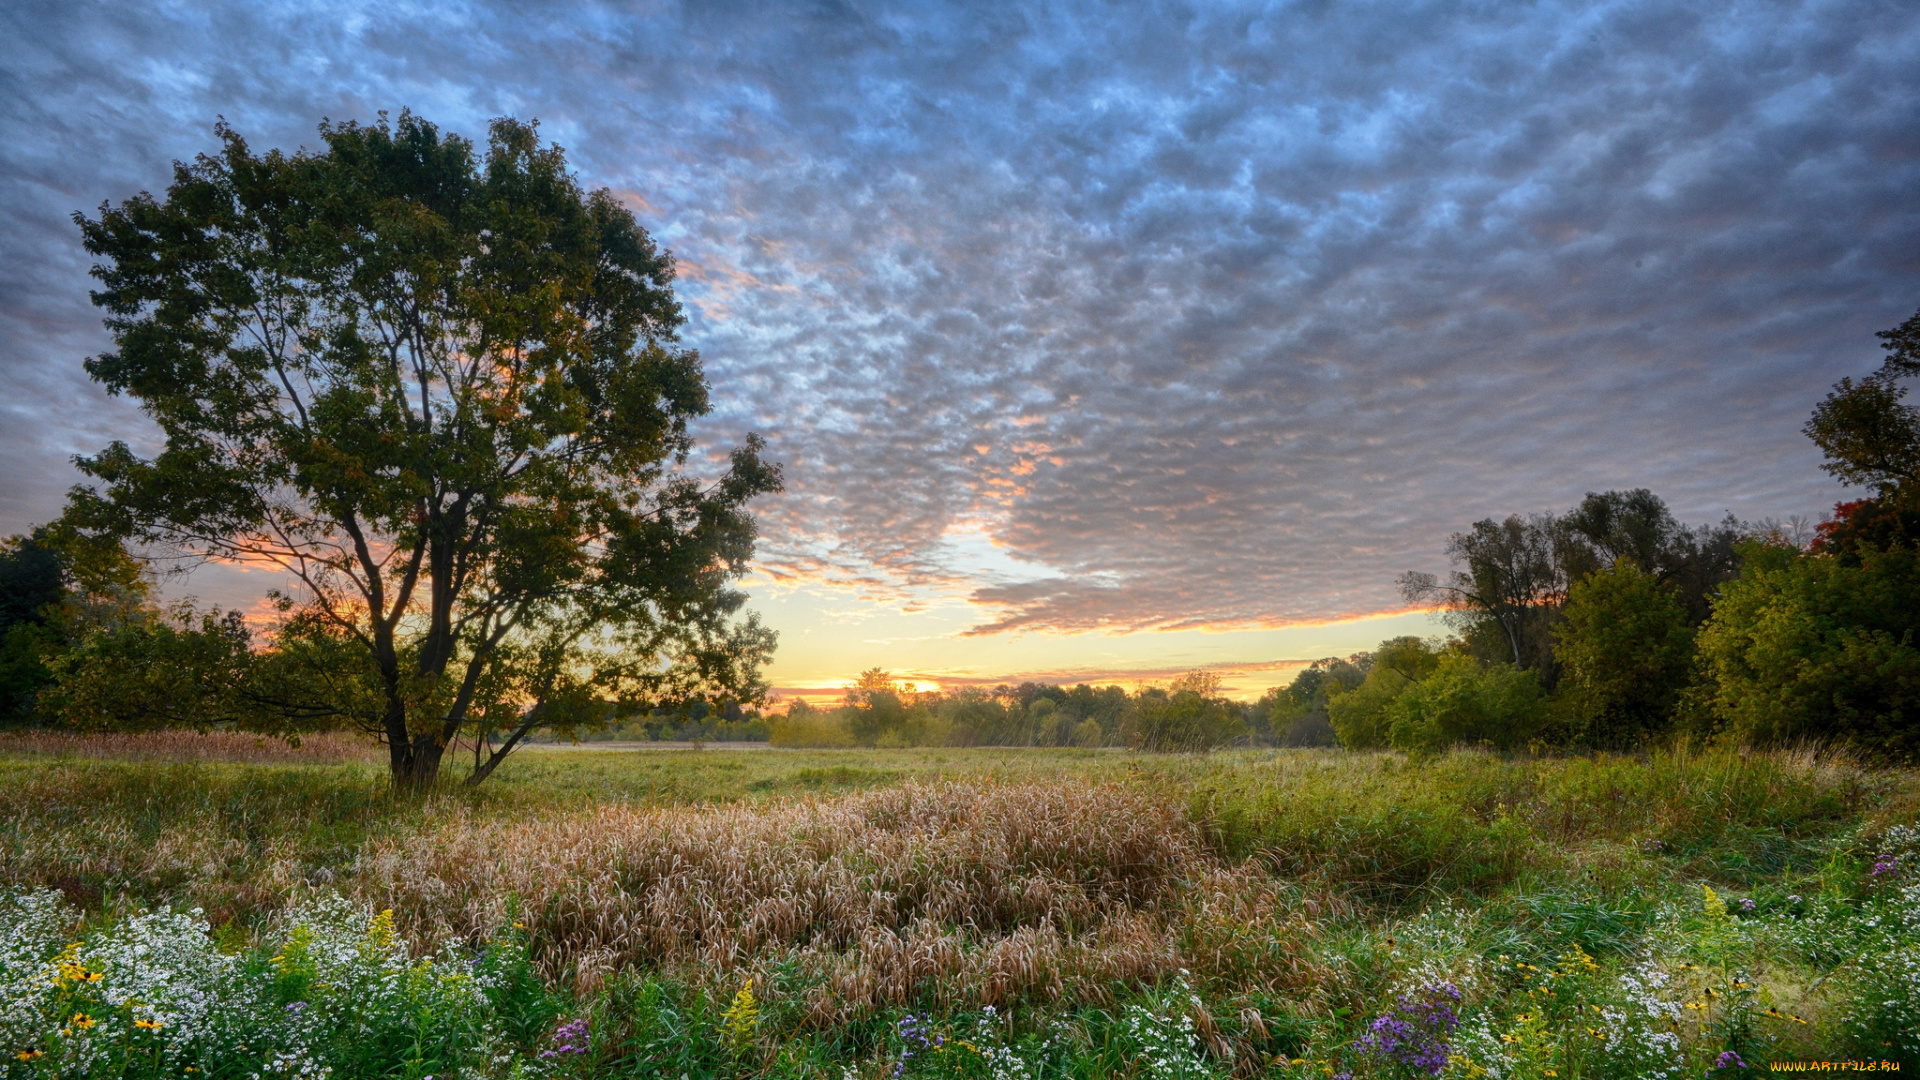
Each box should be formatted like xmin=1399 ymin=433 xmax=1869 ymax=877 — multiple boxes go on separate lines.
xmin=1556 ymin=489 xmax=1742 ymax=624
xmin=63 ymin=113 xmax=782 ymax=787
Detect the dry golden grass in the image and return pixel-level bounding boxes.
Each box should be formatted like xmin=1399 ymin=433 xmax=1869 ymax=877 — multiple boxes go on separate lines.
xmin=355 ymin=779 xmax=1322 ymax=1023
xmin=0 ymin=729 xmax=379 ymax=764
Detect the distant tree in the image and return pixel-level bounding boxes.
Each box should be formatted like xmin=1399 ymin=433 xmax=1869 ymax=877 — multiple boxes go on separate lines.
xmin=62 ymin=113 xmax=781 ymax=788
xmin=1552 ymin=561 xmax=1694 ymax=748
xmin=1403 ymin=493 xmax=1742 ymax=684
xmin=1123 ymin=670 xmax=1246 ymax=751
xmin=843 ymin=668 xmax=913 ymax=745
xmin=1061 ymin=683 xmax=1129 ymax=738
xmin=0 ymin=529 xmax=150 ymax=723
xmin=1557 ymin=490 xmax=1742 ymax=625
xmin=1811 ymin=498 xmax=1920 ymax=560
xmin=1257 ymin=655 xmax=1367 ymax=746
xmin=1682 ymin=306 xmax=1920 ymax=761
xmin=1804 ymin=306 xmax=1920 ymax=502
xmin=1802 ymin=317 xmax=1920 ymax=555
xmin=935 ymin=686 xmax=1007 ymax=747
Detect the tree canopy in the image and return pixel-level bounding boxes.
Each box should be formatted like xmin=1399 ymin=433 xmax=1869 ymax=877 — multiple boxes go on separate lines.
xmin=62 ymin=113 xmax=782 ymax=787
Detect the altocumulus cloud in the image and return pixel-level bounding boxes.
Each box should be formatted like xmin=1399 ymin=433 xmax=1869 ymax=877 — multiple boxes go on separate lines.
xmin=2 ymin=0 xmax=1917 ymax=635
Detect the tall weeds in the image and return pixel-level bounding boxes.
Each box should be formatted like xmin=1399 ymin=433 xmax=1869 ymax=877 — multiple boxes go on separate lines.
xmin=0 ymin=729 xmax=377 ymax=764
xmin=354 ymin=780 xmax=1322 ymax=1022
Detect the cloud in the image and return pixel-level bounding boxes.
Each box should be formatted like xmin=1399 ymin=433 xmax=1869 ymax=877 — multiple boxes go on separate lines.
xmin=3 ymin=0 xmax=1917 ymax=637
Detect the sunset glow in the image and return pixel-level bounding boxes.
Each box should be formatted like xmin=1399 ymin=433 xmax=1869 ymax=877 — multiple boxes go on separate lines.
xmin=4 ymin=0 xmax=1913 ymax=702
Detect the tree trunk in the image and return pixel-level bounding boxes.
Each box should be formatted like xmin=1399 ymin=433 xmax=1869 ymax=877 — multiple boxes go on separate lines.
xmin=401 ymin=734 xmax=445 ymax=790
xmin=382 ymin=697 xmax=420 ymax=787
xmin=1500 ymin=614 xmax=1523 ymax=666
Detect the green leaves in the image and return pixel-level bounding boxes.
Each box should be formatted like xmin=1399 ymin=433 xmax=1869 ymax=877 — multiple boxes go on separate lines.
xmin=1694 ymin=541 xmax=1920 ymax=761
xmin=1553 ymin=561 xmax=1695 ymax=749
xmin=62 ymin=111 xmax=781 ymax=785
xmin=1806 ymin=306 xmax=1920 ymax=499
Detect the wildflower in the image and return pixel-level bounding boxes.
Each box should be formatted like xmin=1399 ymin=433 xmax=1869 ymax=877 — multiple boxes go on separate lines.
xmin=134 ymin=1019 xmax=164 ymax=1030
xmin=71 ymin=1013 xmax=95 ymax=1029
xmin=720 ymin=977 xmax=759 ymax=1054
xmin=1738 ymin=897 xmax=1755 ymax=911
xmin=542 ymin=1017 xmax=589 ymax=1058
xmin=17 ymin=1050 xmax=44 ymax=1061
xmin=1352 ymin=983 xmax=1460 ymax=1076
xmin=1714 ymin=1050 xmax=1748 ymax=1070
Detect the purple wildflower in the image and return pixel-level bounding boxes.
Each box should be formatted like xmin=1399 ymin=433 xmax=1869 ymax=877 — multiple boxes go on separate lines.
xmin=1353 ymin=983 xmax=1461 ymax=1076
xmin=1872 ymin=856 xmax=1900 ymax=878
xmin=546 ymin=1017 xmax=589 ymax=1057
xmin=892 ymin=1014 xmax=935 ymax=1077
xmin=1715 ymin=1049 xmax=1748 ymax=1070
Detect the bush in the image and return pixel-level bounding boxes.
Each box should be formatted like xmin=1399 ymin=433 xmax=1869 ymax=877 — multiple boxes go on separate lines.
xmin=1327 ymin=638 xmax=1441 ymax=749
xmin=1694 ymin=540 xmax=1920 ymax=760
xmin=1382 ymin=656 xmax=1549 ymax=752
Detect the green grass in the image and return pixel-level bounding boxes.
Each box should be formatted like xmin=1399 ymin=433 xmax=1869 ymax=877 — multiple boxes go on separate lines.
xmin=1 ymin=741 xmax=1916 ymax=1077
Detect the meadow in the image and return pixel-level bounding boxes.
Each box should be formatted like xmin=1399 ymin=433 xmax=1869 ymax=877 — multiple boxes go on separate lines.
xmin=1 ymin=735 xmax=1917 ymax=1078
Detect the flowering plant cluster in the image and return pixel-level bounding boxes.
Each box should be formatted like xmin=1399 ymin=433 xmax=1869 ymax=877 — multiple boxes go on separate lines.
xmin=1119 ymin=975 xmax=1210 ymax=1080
xmin=1348 ymin=982 xmax=1460 ymax=1076
xmin=0 ymin=889 xmax=551 ymax=1079
xmin=877 ymin=1007 xmax=1071 ymax=1080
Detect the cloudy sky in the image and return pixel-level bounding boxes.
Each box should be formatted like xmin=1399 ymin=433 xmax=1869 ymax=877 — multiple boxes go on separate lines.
xmin=4 ymin=0 xmax=1917 ymax=699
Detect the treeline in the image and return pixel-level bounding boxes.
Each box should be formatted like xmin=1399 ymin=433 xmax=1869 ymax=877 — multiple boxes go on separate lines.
xmin=767 ymin=669 xmax=1303 ymax=750
xmin=770 ymin=307 xmax=1920 ymax=762
xmin=1298 ymin=307 xmax=1920 ymax=761
xmin=526 ymin=703 xmax=773 ymax=745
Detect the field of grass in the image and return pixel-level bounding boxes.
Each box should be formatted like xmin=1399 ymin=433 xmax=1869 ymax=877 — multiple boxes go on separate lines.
xmin=2 ymin=735 xmax=1917 ymax=1077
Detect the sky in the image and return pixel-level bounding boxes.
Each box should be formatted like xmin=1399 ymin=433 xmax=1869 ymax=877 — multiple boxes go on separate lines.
xmin=3 ymin=0 xmax=1917 ymax=703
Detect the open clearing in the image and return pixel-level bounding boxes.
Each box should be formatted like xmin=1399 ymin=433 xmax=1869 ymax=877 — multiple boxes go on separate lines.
xmin=2 ymin=738 xmax=1917 ymax=1076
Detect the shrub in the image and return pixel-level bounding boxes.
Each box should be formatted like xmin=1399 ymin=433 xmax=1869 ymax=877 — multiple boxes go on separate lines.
xmin=1382 ymin=656 xmax=1548 ymax=752
xmin=1327 ymin=638 xmax=1441 ymax=749
xmin=1694 ymin=540 xmax=1920 ymax=760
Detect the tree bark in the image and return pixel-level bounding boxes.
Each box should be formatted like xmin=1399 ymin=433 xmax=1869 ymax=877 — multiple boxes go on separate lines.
xmin=402 ymin=733 xmax=445 ymax=790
